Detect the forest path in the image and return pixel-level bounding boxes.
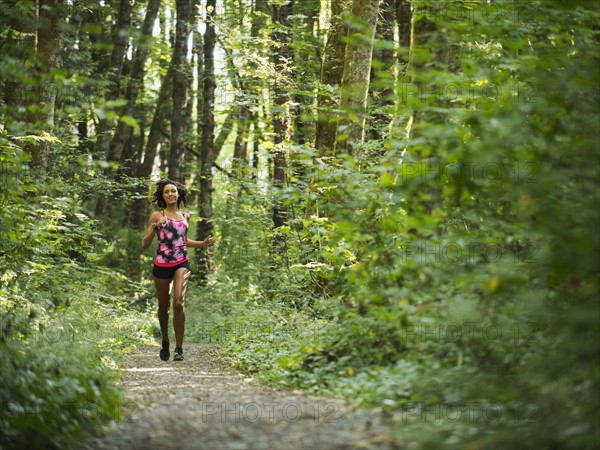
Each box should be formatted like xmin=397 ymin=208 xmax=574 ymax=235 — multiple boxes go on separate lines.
xmin=82 ymin=343 xmax=396 ymax=450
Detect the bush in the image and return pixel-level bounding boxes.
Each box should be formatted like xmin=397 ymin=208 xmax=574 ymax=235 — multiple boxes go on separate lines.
xmin=0 ymin=144 xmax=155 ymax=448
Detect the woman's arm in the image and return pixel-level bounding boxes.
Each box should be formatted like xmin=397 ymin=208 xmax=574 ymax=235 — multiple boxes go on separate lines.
xmin=186 ymin=235 xmax=215 ymax=249
xmin=141 ymin=211 xmax=162 ymax=250
xmin=183 ymin=213 xmax=215 ymax=248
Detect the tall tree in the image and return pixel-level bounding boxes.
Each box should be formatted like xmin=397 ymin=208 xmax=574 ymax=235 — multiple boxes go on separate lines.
xmin=291 ymin=0 xmax=321 ymax=146
xmin=398 ymin=0 xmax=453 ymax=172
xmin=194 ymin=14 xmax=204 ymax=150
xmin=132 ymin=64 xmax=174 ymax=228
xmin=107 ymin=0 xmax=161 ymax=166
xmin=232 ymin=107 xmax=249 ymax=175
xmin=314 ymin=0 xmax=351 ymax=157
xmin=27 ymin=0 xmax=66 ymax=176
xmin=218 ymin=38 xmax=247 ymax=170
xmin=388 ymin=0 xmax=411 ymax=159
xmin=170 ymin=0 xmax=192 ymax=180
xmin=271 ymin=0 xmax=293 ymax=228
xmin=368 ymin=0 xmax=395 ymax=141
xmin=396 ymin=0 xmax=411 ymax=56
xmin=196 ymin=0 xmax=217 ymax=282
xmin=94 ymin=0 xmax=134 ymax=158
xmin=1 ymin=1 xmax=35 ymax=129
xmin=188 ymin=2 xmax=204 ymax=206
xmin=247 ymin=0 xmax=269 ymax=177
xmin=335 ymin=0 xmax=380 ymax=156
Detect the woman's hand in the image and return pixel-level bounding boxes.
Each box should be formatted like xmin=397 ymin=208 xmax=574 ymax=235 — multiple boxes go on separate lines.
xmin=202 ymin=235 xmax=215 ymax=248
xmin=154 ymin=215 xmax=169 ymax=229
xmin=185 ymin=235 xmax=215 ymax=249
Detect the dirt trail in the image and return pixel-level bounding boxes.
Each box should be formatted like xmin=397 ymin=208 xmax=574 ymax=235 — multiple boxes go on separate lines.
xmin=81 ymin=343 xmax=396 ymax=450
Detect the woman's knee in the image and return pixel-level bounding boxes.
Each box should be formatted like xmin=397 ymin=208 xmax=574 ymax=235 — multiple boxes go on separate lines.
xmin=173 ymin=295 xmax=185 ymax=312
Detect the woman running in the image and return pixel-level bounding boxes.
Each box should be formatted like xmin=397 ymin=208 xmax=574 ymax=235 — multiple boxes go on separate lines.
xmin=141 ymin=179 xmax=214 ymax=361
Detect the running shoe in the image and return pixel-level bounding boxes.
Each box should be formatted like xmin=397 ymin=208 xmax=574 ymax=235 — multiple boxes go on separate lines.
xmin=160 ymin=341 xmax=170 ymax=361
xmin=174 ymin=347 xmax=184 ymax=361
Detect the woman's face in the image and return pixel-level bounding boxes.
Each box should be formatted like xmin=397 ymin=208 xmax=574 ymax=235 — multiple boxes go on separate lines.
xmin=162 ymin=184 xmax=179 ymax=206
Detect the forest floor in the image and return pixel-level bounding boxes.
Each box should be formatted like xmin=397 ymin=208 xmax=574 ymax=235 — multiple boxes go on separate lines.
xmin=80 ymin=343 xmax=397 ymax=450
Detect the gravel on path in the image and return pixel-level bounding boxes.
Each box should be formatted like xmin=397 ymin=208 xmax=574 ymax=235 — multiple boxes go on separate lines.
xmin=80 ymin=343 xmax=397 ymax=450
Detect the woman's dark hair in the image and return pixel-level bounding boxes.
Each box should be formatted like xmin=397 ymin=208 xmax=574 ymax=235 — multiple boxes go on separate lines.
xmin=152 ymin=178 xmax=188 ymax=209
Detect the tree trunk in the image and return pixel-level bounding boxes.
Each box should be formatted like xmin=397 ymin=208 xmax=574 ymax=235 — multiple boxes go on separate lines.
xmin=401 ymin=2 xmax=451 ymax=214
xmin=194 ymin=26 xmax=204 ymax=141
xmin=170 ymin=0 xmax=192 ymax=181
xmin=196 ymin=0 xmax=217 ymax=283
xmin=292 ymin=0 xmax=320 ymax=146
xmin=314 ymin=0 xmax=351 ymax=157
xmin=271 ymin=0 xmax=293 ymax=228
xmin=251 ymin=121 xmax=261 ymax=179
xmin=368 ymin=0 xmax=395 ymax=142
xmin=139 ymin=64 xmax=173 ymax=179
xmin=252 ymin=0 xmax=268 ymax=33
xmin=213 ymin=108 xmax=236 ymax=160
xmin=132 ymin=64 xmax=174 ymax=229
xmin=389 ymin=0 xmax=411 ymax=160
xmin=246 ymin=0 xmax=269 ymax=181
xmin=335 ymin=0 xmax=379 ymax=156
xmin=396 ymin=0 xmax=411 ymax=59
xmin=94 ymin=0 xmax=134 ymax=159
xmin=404 ymin=1 xmax=450 ymax=146
xmin=107 ymin=0 xmax=161 ymax=164
xmin=233 ymin=107 xmax=249 ymax=175
xmin=22 ymin=0 xmax=65 ymax=179
xmin=189 ymin=19 xmax=204 ymax=208
xmin=181 ymin=0 xmax=199 ymax=183
xmin=1 ymin=0 xmax=36 ymax=132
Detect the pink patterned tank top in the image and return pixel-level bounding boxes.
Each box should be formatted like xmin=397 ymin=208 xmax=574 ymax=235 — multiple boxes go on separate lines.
xmin=154 ymin=211 xmax=189 ymax=267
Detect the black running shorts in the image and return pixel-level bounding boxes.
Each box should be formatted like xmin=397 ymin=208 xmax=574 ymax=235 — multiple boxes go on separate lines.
xmin=152 ymin=260 xmax=191 ymax=279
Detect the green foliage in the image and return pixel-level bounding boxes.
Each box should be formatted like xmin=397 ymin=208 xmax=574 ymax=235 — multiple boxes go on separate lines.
xmin=1 ymin=138 xmax=155 ymax=449
xmin=0 ymin=293 xmax=154 ymax=449
xmin=0 ymin=0 xmax=598 ymax=448
xmin=196 ymin=1 xmax=600 ymax=449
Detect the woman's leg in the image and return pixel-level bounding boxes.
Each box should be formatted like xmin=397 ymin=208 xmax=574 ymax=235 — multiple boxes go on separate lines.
xmin=172 ymin=268 xmax=191 ymax=348
xmin=154 ymin=277 xmax=172 ymax=342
